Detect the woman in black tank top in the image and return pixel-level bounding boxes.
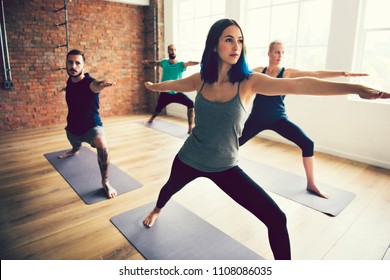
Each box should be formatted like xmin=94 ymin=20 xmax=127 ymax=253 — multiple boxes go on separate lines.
xmin=240 ymin=40 xmax=369 ymax=199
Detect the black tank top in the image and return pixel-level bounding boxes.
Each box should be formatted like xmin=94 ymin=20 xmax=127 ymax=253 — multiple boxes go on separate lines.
xmin=249 ymin=67 xmax=287 ymax=123
xmin=65 ymin=73 xmax=102 ymax=135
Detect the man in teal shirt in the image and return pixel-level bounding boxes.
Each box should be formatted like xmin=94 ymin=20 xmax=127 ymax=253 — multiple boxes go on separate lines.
xmin=142 ymin=44 xmax=199 ymax=134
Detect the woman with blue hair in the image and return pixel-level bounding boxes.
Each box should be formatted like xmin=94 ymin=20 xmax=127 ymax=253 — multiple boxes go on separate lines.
xmin=142 ymin=18 xmax=388 ymax=260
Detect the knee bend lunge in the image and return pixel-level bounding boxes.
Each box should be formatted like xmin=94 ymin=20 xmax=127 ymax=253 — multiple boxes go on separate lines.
xmin=301 ymin=137 xmax=314 ymax=157
xmin=272 ymin=209 xmax=287 ymax=229
xmin=97 ymin=147 xmax=109 ymax=179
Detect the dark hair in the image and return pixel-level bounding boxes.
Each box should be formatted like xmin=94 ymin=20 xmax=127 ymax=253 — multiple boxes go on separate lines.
xmin=200 ymin=18 xmax=251 ymax=84
xmin=67 ymin=49 xmax=85 ymax=62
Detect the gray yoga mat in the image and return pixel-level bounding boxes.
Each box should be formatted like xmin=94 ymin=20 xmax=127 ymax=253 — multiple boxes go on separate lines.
xmin=44 ymin=147 xmax=143 ymax=204
xmin=239 ymin=157 xmax=356 ymax=216
xmin=111 ymin=201 xmax=264 ymax=260
xmin=136 ymin=119 xmax=189 ymax=140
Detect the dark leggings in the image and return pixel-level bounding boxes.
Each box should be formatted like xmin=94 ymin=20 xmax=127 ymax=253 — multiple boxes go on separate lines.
xmin=239 ymin=116 xmax=314 ymax=157
xmin=155 ymin=155 xmax=291 ymax=260
xmin=155 ymin=92 xmax=194 ymax=113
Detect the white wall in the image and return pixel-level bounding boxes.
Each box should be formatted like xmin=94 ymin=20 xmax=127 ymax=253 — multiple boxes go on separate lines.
xmin=164 ymin=0 xmax=390 ymax=169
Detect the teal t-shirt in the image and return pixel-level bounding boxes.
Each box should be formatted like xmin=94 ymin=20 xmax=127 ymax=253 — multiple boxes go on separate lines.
xmin=160 ymin=58 xmax=186 ymax=94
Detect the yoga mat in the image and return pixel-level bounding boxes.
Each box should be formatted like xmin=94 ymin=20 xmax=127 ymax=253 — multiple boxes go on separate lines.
xmin=136 ymin=119 xmax=189 ymax=140
xmin=239 ymin=157 xmax=356 ymax=216
xmin=44 ymin=147 xmax=143 ymax=204
xmin=111 ymin=201 xmax=264 ymax=260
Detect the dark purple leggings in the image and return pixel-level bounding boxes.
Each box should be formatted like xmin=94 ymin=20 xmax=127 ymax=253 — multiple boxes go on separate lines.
xmin=155 ymin=155 xmax=291 ymax=260
xmin=239 ymin=116 xmax=314 ymax=157
xmin=155 ymin=92 xmax=194 ymax=113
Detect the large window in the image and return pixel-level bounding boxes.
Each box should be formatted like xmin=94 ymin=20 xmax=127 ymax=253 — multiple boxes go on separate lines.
xmin=352 ymin=0 xmax=390 ymax=104
xmin=174 ymin=0 xmax=332 ymax=70
xmin=172 ymin=0 xmax=389 ymax=103
xmin=176 ymin=0 xmax=226 ymax=67
xmin=244 ymin=0 xmax=332 ymax=69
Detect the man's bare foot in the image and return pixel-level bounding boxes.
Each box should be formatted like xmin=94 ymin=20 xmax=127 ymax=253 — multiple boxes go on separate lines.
xmin=103 ymin=182 xmax=117 ymax=199
xmin=307 ymin=185 xmax=329 ymax=199
xmin=144 ymin=118 xmax=153 ymax=125
xmin=143 ymin=207 xmax=161 ymax=228
xmin=58 ymin=150 xmax=80 ymax=159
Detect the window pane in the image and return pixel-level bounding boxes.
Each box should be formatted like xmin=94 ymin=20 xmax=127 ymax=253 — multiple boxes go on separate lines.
xmin=270 ymin=3 xmax=298 ymax=45
xmin=177 ymin=0 xmax=226 ymax=67
xmin=360 ymin=31 xmax=390 ymax=91
xmin=247 ymin=0 xmax=271 ymax=9
xmin=178 ymin=19 xmax=194 ymax=48
xmin=211 ymin=0 xmax=226 ymax=14
xmin=245 ymin=0 xmax=330 ymax=71
xmin=272 ymin=0 xmax=297 ymax=5
xmin=352 ymin=0 xmax=390 ymax=104
xmin=296 ymin=46 xmax=327 ymax=69
xmin=211 ymin=14 xmax=225 ymax=24
xmin=195 ymin=0 xmax=211 ymax=18
xmin=194 ymin=17 xmax=211 ymax=49
xmin=179 ymin=0 xmax=194 ymax=20
xmin=365 ymin=0 xmax=390 ymax=29
xmin=298 ymin=0 xmax=331 ymax=45
xmin=247 ymin=47 xmax=268 ymax=69
xmin=245 ymin=8 xmax=271 ymax=48
xmin=281 ymin=46 xmax=295 ymax=67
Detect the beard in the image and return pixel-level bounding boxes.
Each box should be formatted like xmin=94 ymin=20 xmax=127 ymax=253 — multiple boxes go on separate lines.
xmin=169 ymin=54 xmax=176 ymax=60
xmin=67 ymin=69 xmax=82 ymax=78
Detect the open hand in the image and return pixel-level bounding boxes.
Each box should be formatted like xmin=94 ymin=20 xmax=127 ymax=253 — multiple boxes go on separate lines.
xmin=344 ymin=72 xmax=369 ymax=77
xmin=144 ymin=81 xmax=154 ymax=90
xmin=359 ymin=89 xmax=390 ymax=99
xmin=98 ymin=80 xmax=116 ymax=88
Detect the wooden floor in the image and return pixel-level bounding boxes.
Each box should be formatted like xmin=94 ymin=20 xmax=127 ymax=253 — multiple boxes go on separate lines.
xmin=0 ymin=114 xmax=389 ymax=260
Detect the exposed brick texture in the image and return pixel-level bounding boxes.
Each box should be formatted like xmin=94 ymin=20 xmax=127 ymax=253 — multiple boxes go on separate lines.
xmin=0 ymin=0 xmax=164 ymax=130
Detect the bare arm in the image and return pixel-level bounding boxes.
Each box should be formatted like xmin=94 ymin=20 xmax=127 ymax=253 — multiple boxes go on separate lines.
xmin=90 ymin=80 xmax=116 ymax=94
xmin=184 ymin=61 xmax=200 ymax=68
xmin=285 ymin=69 xmax=369 ymax=79
xmin=142 ymin=60 xmax=161 ymax=67
xmin=247 ymin=73 xmax=389 ymax=99
xmin=144 ymin=73 xmax=202 ymax=93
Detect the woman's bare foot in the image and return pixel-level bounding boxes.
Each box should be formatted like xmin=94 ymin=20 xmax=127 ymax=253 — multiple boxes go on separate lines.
xmin=187 ymin=123 xmax=194 ymax=134
xmin=307 ymin=185 xmax=329 ymax=199
xmin=58 ymin=150 xmax=80 ymax=159
xmin=103 ymin=181 xmax=117 ymax=199
xmin=143 ymin=207 xmax=161 ymax=228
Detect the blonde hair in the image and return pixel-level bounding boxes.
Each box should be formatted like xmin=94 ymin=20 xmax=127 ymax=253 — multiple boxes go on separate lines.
xmin=268 ymin=40 xmax=283 ymax=52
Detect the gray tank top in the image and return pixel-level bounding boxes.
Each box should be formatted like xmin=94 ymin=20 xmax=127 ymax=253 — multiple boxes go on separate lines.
xmin=178 ymin=83 xmax=247 ymax=172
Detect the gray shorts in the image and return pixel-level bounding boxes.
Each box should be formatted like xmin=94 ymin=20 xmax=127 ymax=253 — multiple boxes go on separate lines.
xmin=66 ymin=126 xmax=105 ymax=150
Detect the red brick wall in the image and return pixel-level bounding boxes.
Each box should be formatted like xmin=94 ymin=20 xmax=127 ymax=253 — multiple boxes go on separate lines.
xmin=0 ymin=0 xmax=163 ymax=131
xmin=142 ymin=0 xmax=165 ymax=113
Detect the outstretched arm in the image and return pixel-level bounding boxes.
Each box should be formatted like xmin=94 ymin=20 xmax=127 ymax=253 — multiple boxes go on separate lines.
xmin=285 ymin=69 xmax=369 ymax=79
xmin=90 ymin=80 xmax=116 ymax=93
xmin=184 ymin=61 xmax=200 ymax=68
xmin=248 ymin=73 xmax=389 ymax=100
xmin=144 ymin=73 xmax=201 ymax=93
xmin=142 ymin=60 xmax=161 ymax=67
